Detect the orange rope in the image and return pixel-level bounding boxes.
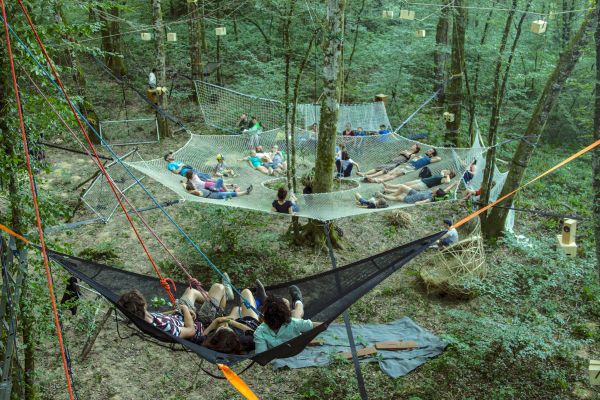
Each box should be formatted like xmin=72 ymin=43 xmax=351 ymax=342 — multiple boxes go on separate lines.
xmin=0 ymin=0 xmax=75 ymax=398
xmin=451 ymin=138 xmax=600 ymax=231
xmin=218 ymin=364 xmax=259 ymax=400
xmin=0 ymin=223 xmax=30 ymax=245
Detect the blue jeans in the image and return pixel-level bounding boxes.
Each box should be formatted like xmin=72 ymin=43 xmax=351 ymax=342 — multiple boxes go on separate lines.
xmin=207 ymin=191 xmax=238 ymax=199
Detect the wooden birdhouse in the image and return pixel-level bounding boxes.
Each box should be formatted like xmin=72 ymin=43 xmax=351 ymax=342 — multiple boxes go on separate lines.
xmin=400 ymin=9 xmax=415 ymax=20
xmin=382 ymin=10 xmax=394 ymax=18
xmin=140 ymin=32 xmax=152 ymax=41
xmin=215 ymin=26 xmax=226 ymax=36
xmin=531 ymin=20 xmax=547 ymax=34
xmin=557 ymin=218 xmax=578 ymax=257
xmin=415 ymin=30 xmax=426 ymax=38
xmin=187 ymin=0 xmax=197 ymax=3
xmin=167 ymin=32 xmax=177 ymax=42
xmin=589 ymin=360 xmax=600 ymax=385
xmin=374 ymin=93 xmax=389 ymax=104
xmin=443 ymin=111 xmax=455 ymax=122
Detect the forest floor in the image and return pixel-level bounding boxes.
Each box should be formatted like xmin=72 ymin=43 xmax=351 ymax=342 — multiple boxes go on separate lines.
xmin=32 ymin=125 xmax=600 ymax=400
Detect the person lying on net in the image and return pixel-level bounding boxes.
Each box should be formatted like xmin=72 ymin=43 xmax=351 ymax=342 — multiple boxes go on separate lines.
xmin=183 ymin=171 xmax=253 ymax=199
xmin=353 ymin=192 xmax=389 ymax=209
xmin=117 ymin=276 xmax=236 ymax=344
xmin=263 ymin=145 xmax=287 ymax=175
xmin=357 ymin=144 xmax=421 ymax=180
xmin=254 ymin=285 xmax=320 ymax=354
xmin=213 ymin=154 xmax=236 ymax=178
xmin=366 ymin=148 xmax=441 ymax=183
xmin=164 ymin=152 xmax=212 ymax=181
xmin=382 ymin=169 xmax=456 ymax=192
xmin=272 ymin=187 xmax=299 ymax=214
xmin=201 ymin=279 xmax=268 ymax=354
xmin=376 ymin=181 xmax=458 ymax=204
xmin=238 ymin=150 xmax=274 ymax=175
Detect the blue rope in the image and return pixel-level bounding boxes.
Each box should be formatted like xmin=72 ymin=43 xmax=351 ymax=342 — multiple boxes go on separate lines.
xmin=393 ymin=88 xmax=441 ymax=133
xmin=4 ymin=17 xmax=256 ymax=312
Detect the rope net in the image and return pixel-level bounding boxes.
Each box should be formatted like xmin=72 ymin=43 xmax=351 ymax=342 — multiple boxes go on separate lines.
xmin=296 ymin=102 xmax=391 ymax=132
xmin=125 ymin=130 xmax=480 ymax=221
xmin=99 ymin=118 xmax=160 ymax=146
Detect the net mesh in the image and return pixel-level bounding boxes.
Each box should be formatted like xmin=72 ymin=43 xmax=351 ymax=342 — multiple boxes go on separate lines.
xmin=99 ymin=118 xmax=160 ymax=146
xmin=296 ymin=102 xmax=391 ymax=132
xmin=81 ymin=151 xmax=146 ymax=221
xmin=126 ymin=130 xmax=479 ymax=221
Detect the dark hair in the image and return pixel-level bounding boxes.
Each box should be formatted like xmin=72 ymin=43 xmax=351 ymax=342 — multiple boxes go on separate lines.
xmin=430 ymin=148 xmax=438 ymax=157
xmin=341 ymin=151 xmax=350 ymax=161
xmin=261 ymin=295 xmax=291 ymax=331
xmin=163 ymin=152 xmax=172 ymax=161
xmin=203 ymin=329 xmax=243 ymax=354
xmin=185 ymin=170 xmax=194 ymax=180
xmin=413 ymin=145 xmax=421 ymax=154
xmin=152 ymin=68 xmax=157 ymax=73
xmin=117 ymin=289 xmax=146 ymax=320
xmin=380 ymin=124 xmax=386 ymax=128
xmin=434 ymin=189 xmax=447 ymax=198
xmin=443 ymin=218 xmax=453 ymax=226
xmin=448 ymin=171 xmax=456 ymax=179
xmin=185 ymin=181 xmax=195 ymax=191
xmin=251 ymin=116 xmax=257 ymax=120
xmin=277 ymin=187 xmax=288 ymax=201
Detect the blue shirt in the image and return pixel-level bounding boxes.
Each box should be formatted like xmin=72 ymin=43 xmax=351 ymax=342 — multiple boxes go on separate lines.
xmin=378 ymin=129 xmax=390 ymax=135
xmin=410 ymin=156 xmax=431 ymax=169
xmin=167 ymin=161 xmax=190 ymax=176
xmin=254 ymin=318 xmax=314 ymax=353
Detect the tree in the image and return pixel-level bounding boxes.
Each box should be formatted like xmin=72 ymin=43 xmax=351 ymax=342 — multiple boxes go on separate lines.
xmin=98 ymin=1 xmax=127 ymax=76
xmin=433 ymin=0 xmax=450 ymax=104
xmin=594 ymin=0 xmax=600 ymax=281
xmin=444 ymin=0 xmax=466 ymax=147
xmin=152 ymin=0 xmax=171 ymax=137
xmin=188 ymin=0 xmax=203 ymax=83
xmin=482 ymin=4 xmax=598 ymax=239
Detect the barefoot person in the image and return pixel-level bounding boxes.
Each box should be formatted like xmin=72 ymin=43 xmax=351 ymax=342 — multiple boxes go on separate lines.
xmin=367 ymin=148 xmax=441 ymax=183
xmin=358 ymin=144 xmax=421 ymax=180
xmin=378 ymin=181 xmax=458 ymax=204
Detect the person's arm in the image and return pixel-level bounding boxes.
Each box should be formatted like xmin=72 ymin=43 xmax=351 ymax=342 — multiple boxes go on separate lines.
xmin=414 ymin=198 xmax=432 ymax=205
xmin=287 ymin=205 xmax=293 ymax=214
xmin=178 ymin=305 xmax=197 ymax=339
xmin=203 ymin=316 xmax=232 ymax=336
xmin=351 ymin=160 xmax=360 ymax=171
xmin=442 ymin=181 xmax=459 ymax=192
xmin=430 ymin=156 xmax=442 ymax=163
xmin=253 ymin=328 xmax=268 ymax=353
xmin=228 ymin=320 xmax=254 ymax=332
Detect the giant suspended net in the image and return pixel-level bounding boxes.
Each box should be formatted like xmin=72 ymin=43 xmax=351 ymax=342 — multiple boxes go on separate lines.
xmin=296 ymin=102 xmax=391 ymax=132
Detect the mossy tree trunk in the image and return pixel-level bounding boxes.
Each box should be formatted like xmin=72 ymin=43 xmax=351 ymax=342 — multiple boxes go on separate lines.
xmin=483 ymin=4 xmax=597 ymax=240
xmin=444 ymin=0 xmax=466 ymax=147
xmin=188 ymin=0 xmax=203 ymax=100
xmin=301 ymin=0 xmax=345 ymax=249
xmin=593 ymin=0 xmax=600 ymax=282
xmin=99 ymin=2 xmax=127 ymax=76
xmin=153 ymin=0 xmax=171 ymax=137
xmin=433 ymin=0 xmax=450 ymax=105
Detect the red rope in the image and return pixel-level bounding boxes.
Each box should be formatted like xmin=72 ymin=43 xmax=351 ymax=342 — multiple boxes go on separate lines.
xmin=15 ymin=0 xmax=178 ymax=306
xmin=0 ymin=1 xmax=75 ymax=398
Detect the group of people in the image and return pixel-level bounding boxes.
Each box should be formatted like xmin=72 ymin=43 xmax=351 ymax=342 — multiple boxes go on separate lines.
xmin=117 ymin=275 xmax=318 ymax=356
xmin=237 ymin=113 xmax=265 ymax=148
xmin=240 ymin=145 xmax=287 ymax=176
xmin=341 ymin=123 xmax=390 ymax=137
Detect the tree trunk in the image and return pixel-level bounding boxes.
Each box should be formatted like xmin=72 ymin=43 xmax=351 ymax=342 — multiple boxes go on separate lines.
xmin=283 ymin=0 xmax=297 ymax=192
xmin=483 ymin=4 xmax=597 ymax=239
xmin=301 ymin=0 xmax=345 ymax=249
xmin=480 ymin=0 xmax=528 ymax=227
xmin=153 ymin=0 xmax=171 ymax=137
xmin=444 ymin=0 xmax=466 ymax=147
xmin=594 ymin=0 xmax=600 ymax=282
xmin=99 ymin=4 xmax=127 ymax=76
xmin=433 ymin=0 xmax=450 ymax=104
xmin=188 ymin=0 xmax=203 ymax=85
xmin=343 ymin=0 xmax=366 ymax=84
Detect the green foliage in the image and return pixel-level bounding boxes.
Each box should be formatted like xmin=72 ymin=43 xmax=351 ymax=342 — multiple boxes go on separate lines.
xmin=78 ymin=242 xmax=120 ymax=264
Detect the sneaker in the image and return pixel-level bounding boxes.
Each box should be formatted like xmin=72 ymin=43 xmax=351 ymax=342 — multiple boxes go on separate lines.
xmin=289 ymin=285 xmax=303 ymax=306
xmin=222 ymin=272 xmax=234 ymax=301
xmin=255 ymin=279 xmax=268 ymax=305
xmin=246 ymin=185 xmax=253 ymax=195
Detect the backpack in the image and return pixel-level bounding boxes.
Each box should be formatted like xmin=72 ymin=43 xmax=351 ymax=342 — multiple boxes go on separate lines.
xmin=418 ymin=166 xmax=432 ymax=179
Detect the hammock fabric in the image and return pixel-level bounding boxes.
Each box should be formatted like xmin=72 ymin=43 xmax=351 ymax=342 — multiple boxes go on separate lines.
xmin=46 ymin=230 xmax=445 ymax=366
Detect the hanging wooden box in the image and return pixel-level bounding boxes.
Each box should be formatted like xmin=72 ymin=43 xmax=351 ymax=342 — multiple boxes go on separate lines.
xmin=382 ymin=10 xmax=394 ymax=18
xmin=187 ymin=0 xmax=197 ymax=3
xmin=443 ymin=111 xmax=455 ymax=122
xmin=374 ymin=93 xmax=388 ymax=104
xmin=167 ymin=32 xmax=177 ymax=42
xmin=531 ymin=20 xmax=547 ymax=34
xmin=215 ymin=27 xmax=227 ymax=36
xmin=589 ymin=360 xmax=600 ymax=385
xmin=400 ymin=9 xmax=415 ymax=20
xmin=415 ymin=30 xmax=426 ymax=38
xmin=140 ymin=32 xmax=152 ymax=41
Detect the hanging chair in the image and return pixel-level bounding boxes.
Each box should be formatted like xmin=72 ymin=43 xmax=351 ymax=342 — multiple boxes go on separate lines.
xmin=46 ymin=230 xmax=445 ymax=366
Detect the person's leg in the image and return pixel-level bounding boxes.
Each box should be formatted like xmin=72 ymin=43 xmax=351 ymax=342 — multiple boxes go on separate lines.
xmin=343 ymin=164 xmax=353 ymax=177
xmin=291 ymin=302 xmax=304 ymax=319
xmin=214 ymin=178 xmax=224 ymax=191
xmin=381 ymin=193 xmax=406 ymax=202
xmin=357 ymin=168 xmax=377 ymax=177
xmin=382 ymin=182 xmax=403 ymax=190
xmin=239 ymin=289 xmax=259 ymax=320
xmin=212 ymin=191 xmax=238 ymax=199
xmin=391 ymin=184 xmax=412 ymax=195
xmin=198 ymin=283 xmax=227 ymax=322
xmin=335 ymin=160 xmax=342 ymax=176
xmin=256 ymin=165 xmax=271 ymax=174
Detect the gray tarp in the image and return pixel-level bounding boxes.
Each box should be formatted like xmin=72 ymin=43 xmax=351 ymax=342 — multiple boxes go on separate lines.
xmin=271 ymin=317 xmax=446 ymax=378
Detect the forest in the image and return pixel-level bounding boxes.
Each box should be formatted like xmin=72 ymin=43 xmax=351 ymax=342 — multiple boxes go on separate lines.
xmin=0 ymin=0 xmax=599 ymax=399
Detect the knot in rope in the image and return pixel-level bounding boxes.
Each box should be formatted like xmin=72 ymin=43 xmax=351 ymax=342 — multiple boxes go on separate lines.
xmin=160 ymin=278 xmax=177 ymax=305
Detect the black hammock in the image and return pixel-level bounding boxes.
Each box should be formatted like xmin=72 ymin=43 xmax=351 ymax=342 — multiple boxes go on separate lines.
xmin=46 ymin=230 xmax=444 ymax=366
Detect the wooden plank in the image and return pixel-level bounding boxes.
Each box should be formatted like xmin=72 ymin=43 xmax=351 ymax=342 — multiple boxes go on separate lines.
xmin=375 ymin=340 xmax=418 ymax=350
xmin=339 ymin=347 xmax=377 ymax=360
xmin=308 ymin=338 xmax=325 ymax=347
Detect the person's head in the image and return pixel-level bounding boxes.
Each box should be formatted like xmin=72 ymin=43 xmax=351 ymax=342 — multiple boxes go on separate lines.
xmin=338 ymin=143 xmax=345 ymax=150
xmin=380 ymin=124 xmax=386 ymax=130
xmin=202 ymin=328 xmax=243 ymax=354
xmin=434 ymin=188 xmax=447 ymax=198
xmin=448 ymin=170 xmax=456 ymax=179
xmin=277 ymin=187 xmax=288 ymax=201
xmin=240 ymin=113 xmax=247 ymax=119
xmin=341 ymin=151 xmax=350 ymax=161
xmin=164 ymin=152 xmax=174 ymax=162
xmin=255 ymin=145 xmax=263 ymax=153
xmin=251 ymin=116 xmax=257 ymax=122
xmin=185 ymin=170 xmax=194 ymax=180
xmin=472 ymin=159 xmax=477 ymax=165
xmin=250 ymin=150 xmax=257 ymax=157
xmin=117 ymin=289 xmax=147 ymax=320
xmin=357 ymin=127 xmax=363 ymax=132
xmin=411 ymin=144 xmax=421 ymax=154
xmin=271 ymin=144 xmax=279 ymax=152
xmin=345 ymin=123 xmax=352 ymax=131
xmin=151 ymin=68 xmax=157 ymax=74
xmin=425 ymin=148 xmax=437 ymax=158
xmin=216 ymin=154 xmax=224 ymax=163
xmin=443 ymin=218 xmax=453 ymax=228
xmin=375 ymin=198 xmax=388 ymax=208
xmin=261 ymin=295 xmax=291 ymax=331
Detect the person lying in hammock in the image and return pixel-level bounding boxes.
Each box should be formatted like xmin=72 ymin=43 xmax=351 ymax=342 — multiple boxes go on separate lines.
xmin=117 ymin=277 xmax=235 ymax=343
xmin=213 ymin=154 xmax=236 ymax=178
xmin=254 ymin=286 xmax=319 ymax=354
xmin=353 ymin=192 xmax=389 ymax=209
xmin=381 ymin=169 xmax=456 ymax=192
xmin=164 ymin=152 xmax=212 ymax=181
xmin=238 ymin=150 xmax=274 ymax=175
xmin=263 ymin=145 xmax=287 ymax=175
xmin=357 ymin=144 xmax=421 ymax=180
xmin=201 ymin=279 xmax=268 ymax=354
xmin=377 ymin=181 xmax=458 ymax=204
xmin=183 ymin=171 xmax=253 ymax=199
xmin=365 ymin=148 xmax=441 ymax=183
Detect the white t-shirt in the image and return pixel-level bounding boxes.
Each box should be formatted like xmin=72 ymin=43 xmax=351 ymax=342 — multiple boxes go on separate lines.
xmin=148 ymin=72 xmax=157 ymax=88
xmin=188 ymin=174 xmax=207 ymax=190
